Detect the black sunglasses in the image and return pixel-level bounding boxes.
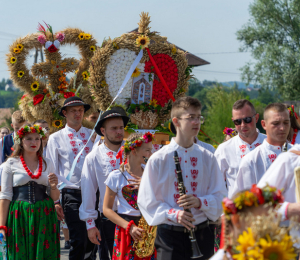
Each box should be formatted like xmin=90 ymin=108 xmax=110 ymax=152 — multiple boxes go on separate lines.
xmin=232 ymin=114 xmax=256 ymax=126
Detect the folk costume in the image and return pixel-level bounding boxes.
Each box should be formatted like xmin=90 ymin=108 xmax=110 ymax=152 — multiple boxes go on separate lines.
xmin=0 ymin=126 xmax=60 ymax=259
xmin=46 ymin=97 xmax=95 ymax=260
xmin=231 ymin=139 xmax=292 ymax=198
xmin=214 ymin=132 xmax=266 ymax=197
xmin=79 ymin=109 xmax=130 ymax=257
xmin=138 ymin=138 xmax=227 ymax=260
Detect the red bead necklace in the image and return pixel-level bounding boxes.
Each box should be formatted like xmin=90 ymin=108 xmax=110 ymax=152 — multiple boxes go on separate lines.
xmin=20 ymin=155 xmax=43 ymax=179
xmin=292 ymin=129 xmax=298 ymax=145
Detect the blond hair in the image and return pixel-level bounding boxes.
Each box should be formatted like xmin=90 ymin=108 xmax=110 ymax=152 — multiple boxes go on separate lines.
xmin=12 ymin=110 xmax=25 ymax=123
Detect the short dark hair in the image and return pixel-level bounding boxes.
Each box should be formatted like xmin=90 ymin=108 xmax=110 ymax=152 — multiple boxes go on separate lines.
xmin=232 ymin=99 xmax=256 ymax=114
xmin=33 ymin=119 xmax=48 ymax=125
xmin=263 ymin=103 xmax=289 ymax=120
xmin=171 ymin=97 xmax=202 ymax=118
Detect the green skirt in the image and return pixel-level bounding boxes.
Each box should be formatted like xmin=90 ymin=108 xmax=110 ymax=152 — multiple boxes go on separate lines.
xmin=6 ymin=197 xmax=60 ymax=260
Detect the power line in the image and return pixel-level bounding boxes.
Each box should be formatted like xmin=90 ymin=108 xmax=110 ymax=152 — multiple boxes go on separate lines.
xmin=193 ymin=69 xmax=241 ymax=75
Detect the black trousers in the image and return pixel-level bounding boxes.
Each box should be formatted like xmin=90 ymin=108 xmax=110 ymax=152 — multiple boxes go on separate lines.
xmin=98 ymin=213 xmax=116 ymax=258
xmin=155 ymin=224 xmax=214 ymax=260
xmin=62 ymin=190 xmax=96 ymax=260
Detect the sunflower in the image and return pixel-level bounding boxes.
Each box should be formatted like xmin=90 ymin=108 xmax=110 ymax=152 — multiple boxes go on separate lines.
xmin=171 ymin=46 xmax=177 ymax=54
xmin=149 ymin=99 xmax=158 ymax=107
xmin=17 ymin=43 xmax=24 ymax=51
xmin=10 ymin=57 xmax=17 ymax=64
xmin=90 ymin=46 xmax=96 ymax=52
xmin=13 ymin=48 xmax=21 ymax=54
xmin=132 ymin=67 xmax=141 ymax=78
xmin=84 ymin=33 xmax=91 ymax=40
xmin=136 ymin=35 xmax=150 ymax=49
xmin=17 ymin=71 xmax=25 ymax=78
xmin=78 ymin=33 xmax=85 ymax=40
xmin=100 ymin=80 xmax=107 ymax=87
xmin=31 ymin=81 xmax=39 ymax=91
xmin=52 ymin=120 xmax=63 ymax=128
xmin=82 ymin=71 xmax=90 ymax=80
xmin=233 ymin=228 xmax=255 ymax=260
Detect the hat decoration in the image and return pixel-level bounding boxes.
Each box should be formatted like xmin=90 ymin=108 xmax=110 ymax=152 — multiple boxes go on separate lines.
xmin=7 ymin=21 xmax=98 ymax=132
xmin=89 ymin=12 xmax=191 ymax=130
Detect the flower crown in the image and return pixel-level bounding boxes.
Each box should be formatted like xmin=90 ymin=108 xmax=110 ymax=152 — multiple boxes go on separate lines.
xmin=15 ymin=125 xmax=47 ymax=144
xmin=222 ymin=184 xmax=284 ymax=216
xmin=288 ymin=105 xmax=298 ymax=119
xmin=123 ymin=132 xmax=155 ymax=153
xmin=223 ymin=127 xmax=237 ymax=137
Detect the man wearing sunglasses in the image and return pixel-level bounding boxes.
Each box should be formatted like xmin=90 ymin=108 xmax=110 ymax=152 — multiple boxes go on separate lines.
xmin=231 ymin=103 xmax=291 ymax=198
xmin=214 ymin=99 xmax=266 ymax=198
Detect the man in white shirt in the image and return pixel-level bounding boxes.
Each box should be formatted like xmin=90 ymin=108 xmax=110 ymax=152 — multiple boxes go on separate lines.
xmin=79 ymin=109 xmax=129 ymax=258
xmin=231 ymin=103 xmax=291 ymax=197
xmin=138 ymin=97 xmax=227 ymax=260
xmin=214 ymin=99 xmax=266 ymax=198
xmin=46 ymin=97 xmax=94 ymax=260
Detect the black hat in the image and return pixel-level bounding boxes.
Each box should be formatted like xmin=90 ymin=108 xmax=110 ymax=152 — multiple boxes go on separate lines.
xmin=59 ymin=97 xmax=91 ymax=117
xmin=95 ymin=109 xmax=129 ymax=136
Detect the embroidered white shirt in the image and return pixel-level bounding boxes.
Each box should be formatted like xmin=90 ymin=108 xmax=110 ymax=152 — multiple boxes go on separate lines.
xmin=46 ymin=124 xmax=93 ymax=189
xmin=231 ymin=140 xmax=292 ymax=198
xmin=214 ymin=133 xmax=266 ymax=198
xmin=195 ymin=137 xmax=216 ymax=154
xmin=79 ymin=141 xmax=124 ymax=229
xmin=105 ymin=169 xmax=141 ymax=216
xmin=209 ymin=249 xmax=232 ymax=260
xmin=137 ymin=138 xmax=227 ymax=226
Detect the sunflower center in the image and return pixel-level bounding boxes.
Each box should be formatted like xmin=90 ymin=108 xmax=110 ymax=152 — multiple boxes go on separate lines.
xmin=55 ymin=121 xmax=60 ymax=126
xmin=140 ymin=39 xmax=146 ymax=45
xmin=269 ymin=253 xmax=279 ymax=260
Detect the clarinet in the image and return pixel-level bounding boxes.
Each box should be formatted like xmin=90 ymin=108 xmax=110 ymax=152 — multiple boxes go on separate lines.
xmin=282 ymin=142 xmax=288 ymax=152
xmin=173 ymin=151 xmax=203 ymax=259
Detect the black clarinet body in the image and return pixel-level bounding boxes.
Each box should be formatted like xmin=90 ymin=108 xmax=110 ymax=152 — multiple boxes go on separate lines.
xmin=173 ymin=151 xmax=203 ymax=259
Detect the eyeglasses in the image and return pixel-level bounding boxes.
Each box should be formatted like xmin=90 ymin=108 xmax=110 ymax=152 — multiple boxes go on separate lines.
xmin=178 ymin=115 xmax=205 ymax=123
xmin=232 ymin=114 xmax=256 ymax=126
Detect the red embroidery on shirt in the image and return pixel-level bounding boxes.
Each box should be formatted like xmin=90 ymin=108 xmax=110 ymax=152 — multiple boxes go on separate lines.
xmin=153 ymin=144 xmax=160 ymax=151
xmin=241 ymin=154 xmax=246 ymax=158
xmin=174 ymin=194 xmax=180 ymax=203
xmin=68 ymin=133 xmax=74 ymax=140
xmin=239 ymin=145 xmax=247 ymax=153
xmin=190 ymin=157 xmax=197 ymax=167
xmin=109 ymin=160 xmax=116 ymax=168
xmin=191 ymin=170 xmax=199 ymax=180
xmin=178 ymin=157 xmax=182 ymax=163
xmin=254 ymin=143 xmax=261 ymax=147
xmin=70 ymin=141 xmax=76 ymax=147
xmin=80 ymin=133 xmax=86 ymax=138
xmin=84 ymin=147 xmax=90 ymax=154
xmin=203 ymin=199 xmax=208 ymax=206
xmin=106 ymin=152 xmax=114 ymax=159
xmin=191 ymin=182 xmax=198 ymax=192
xmin=72 ymin=148 xmax=78 ymax=155
xmin=82 ymin=139 xmax=88 ymax=145
xmin=87 ymin=219 xmax=93 ymax=225
xmin=193 ymin=194 xmax=197 ymax=197
xmin=174 ymin=182 xmax=179 ymax=192
xmin=168 ymin=208 xmax=176 ymax=214
xmin=268 ymin=154 xmax=277 ymax=163
xmin=174 ymin=169 xmax=178 ymax=178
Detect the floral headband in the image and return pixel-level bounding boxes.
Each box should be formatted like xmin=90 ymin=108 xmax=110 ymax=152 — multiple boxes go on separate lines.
xmin=223 ymin=127 xmax=237 ymax=137
xmin=15 ymin=125 xmax=47 ymax=144
xmin=288 ymin=105 xmax=298 ymax=119
xmin=222 ymin=184 xmax=284 ymax=217
xmin=123 ymin=132 xmax=155 ymax=153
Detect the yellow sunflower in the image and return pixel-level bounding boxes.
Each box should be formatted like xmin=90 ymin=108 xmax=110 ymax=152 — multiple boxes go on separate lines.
xmin=52 ymin=120 xmax=63 ymax=128
xmin=84 ymin=33 xmax=91 ymax=40
xmin=31 ymin=81 xmax=40 ymax=91
xmin=10 ymin=57 xmax=17 ymax=64
xmin=149 ymin=99 xmax=158 ymax=107
xmin=78 ymin=33 xmax=85 ymax=40
xmin=82 ymin=71 xmax=90 ymax=80
xmin=132 ymin=67 xmax=141 ymax=78
xmin=112 ymin=42 xmax=120 ymax=49
xmin=136 ymin=35 xmax=150 ymax=49
xmin=171 ymin=46 xmax=177 ymax=54
xmin=100 ymin=80 xmax=107 ymax=87
xmin=90 ymin=46 xmax=96 ymax=51
xmin=17 ymin=71 xmax=25 ymax=78
xmin=13 ymin=48 xmax=21 ymax=54
xmin=232 ymin=228 xmax=255 ymax=260
xmin=17 ymin=43 xmax=24 ymax=51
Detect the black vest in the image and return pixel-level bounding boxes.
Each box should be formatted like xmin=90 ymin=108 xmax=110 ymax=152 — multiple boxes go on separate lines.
xmin=2 ymin=133 xmax=14 ymax=162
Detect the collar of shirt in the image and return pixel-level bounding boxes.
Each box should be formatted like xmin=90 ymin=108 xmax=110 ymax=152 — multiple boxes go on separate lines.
xmin=65 ymin=124 xmax=83 ymax=134
xmin=170 ymin=138 xmax=195 ymax=153
xmin=236 ymin=132 xmax=265 ymax=158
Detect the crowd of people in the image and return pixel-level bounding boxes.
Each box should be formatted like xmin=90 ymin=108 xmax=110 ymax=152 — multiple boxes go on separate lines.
xmin=0 ymin=95 xmax=299 ymax=260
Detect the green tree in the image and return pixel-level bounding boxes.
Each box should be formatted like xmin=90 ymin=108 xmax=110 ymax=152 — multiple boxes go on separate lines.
xmin=237 ymin=0 xmax=300 ymax=100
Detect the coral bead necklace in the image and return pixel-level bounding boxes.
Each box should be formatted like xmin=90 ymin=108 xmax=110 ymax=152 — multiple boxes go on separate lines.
xmin=291 ymin=129 xmax=298 ymax=145
xmin=20 ymin=155 xmax=43 ymax=179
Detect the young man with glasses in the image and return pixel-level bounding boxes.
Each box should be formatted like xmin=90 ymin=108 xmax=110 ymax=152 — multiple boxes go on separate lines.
xmin=231 ymin=103 xmax=291 ymax=198
xmin=138 ymin=96 xmax=227 ymax=260
xmin=214 ymin=99 xmax=266 ymax=198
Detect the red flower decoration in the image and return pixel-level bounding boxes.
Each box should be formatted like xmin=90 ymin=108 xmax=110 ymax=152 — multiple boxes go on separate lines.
xmin=33 ymin=94 xmax=44 ymax=106
xmin=64 ymin=92 xmax=75 ymax=99
xmin=250 ymin=184 xmax=265 ymax=204
xmin=47 ymin=44 xmax=58 ymax=53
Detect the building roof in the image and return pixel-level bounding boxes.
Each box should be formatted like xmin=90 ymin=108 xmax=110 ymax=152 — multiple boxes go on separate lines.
xmin=129 ymin=28 xmax=210 ymax=67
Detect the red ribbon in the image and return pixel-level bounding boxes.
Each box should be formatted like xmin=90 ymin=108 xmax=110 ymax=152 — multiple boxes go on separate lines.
xmin=292 ymin=105 xmax=298 ymax=119
xmin=116 ymin=147 xmax=124 ymax=164
xmin=219 ymin=215 xmax=225 ymax=249
xmin=146 ymin=48 xmax=175 ymax=102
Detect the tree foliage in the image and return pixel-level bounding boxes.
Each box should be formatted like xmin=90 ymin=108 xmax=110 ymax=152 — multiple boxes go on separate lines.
xmin=237 ymin=0 xmax=300 ymax=100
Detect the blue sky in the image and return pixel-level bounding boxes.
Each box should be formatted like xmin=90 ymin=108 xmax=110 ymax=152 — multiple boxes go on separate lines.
xmin=0 ymin=0 xmax=253 ymax=83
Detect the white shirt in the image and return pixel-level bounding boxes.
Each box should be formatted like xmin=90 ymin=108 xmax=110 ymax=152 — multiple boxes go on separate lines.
xmin=214 ymin=133 xmax=266 ymax=198
xmin=0 ymin=163 xmax=4 ymax=186
xmin=231 ymin=140 xmax=292 ymax=198
xmin=79 ymin=141 xmax=124 ymax=229
xmin=105 ymin=169 xmax=141 ymax=216
xmin=195 ymin=137 xmax=216 ymax=154
xmin=92 ymin=135 xmax=102 ymax=150
xmin=257 ymin=145 xmax=300 ymax=203
xmin=137 ymin=138 xmax=227 ymax=226
xmin=209 ymin=249 xmax=231 ymax=260
xmin=0 ymin=157 xmax=54 ymax=201
xmin=46 ymin=124 xmax=93 ymax=189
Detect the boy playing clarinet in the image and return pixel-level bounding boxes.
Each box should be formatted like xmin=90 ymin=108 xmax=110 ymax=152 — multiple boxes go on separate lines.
xmin=138 ymin=97 xmax=227 ymax=260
